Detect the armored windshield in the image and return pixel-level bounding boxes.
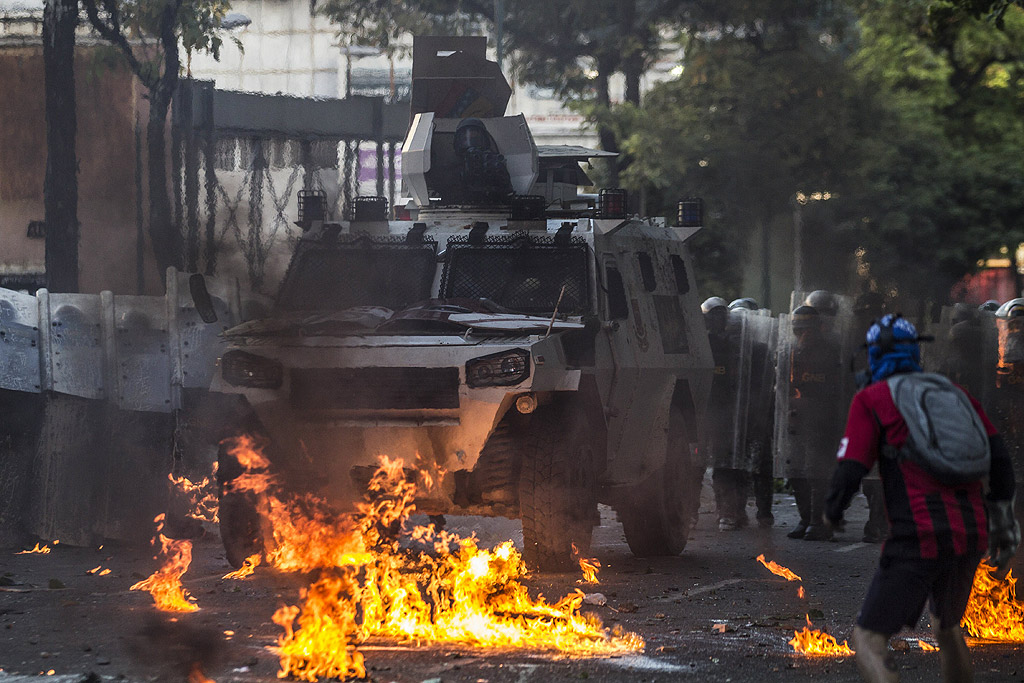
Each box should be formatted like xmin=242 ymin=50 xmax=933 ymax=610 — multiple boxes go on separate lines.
xmin=440 ymin=232 xmax=590 ymax=315
xmin=276 ymin=235 xmax=438 ymax=312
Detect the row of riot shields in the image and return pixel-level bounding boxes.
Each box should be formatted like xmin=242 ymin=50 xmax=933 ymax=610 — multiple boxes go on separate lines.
xmin=701 ymin=292 xmax=1024 ymax=488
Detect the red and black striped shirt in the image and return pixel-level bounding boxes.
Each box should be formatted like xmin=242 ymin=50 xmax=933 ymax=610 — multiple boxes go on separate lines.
xmin=828 ymin=378 xmax=1012 ymax=560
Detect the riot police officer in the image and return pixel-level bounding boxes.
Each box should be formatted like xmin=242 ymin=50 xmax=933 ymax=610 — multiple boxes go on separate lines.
xmin=702 ymin=297 xmax=749 ymax=530
xmin=729 ymin=297 xmax=777 ymax=528
xmin=851 ymin=289 xmax=888 ymax=543
xmin=784 ymin=304 xmax=842 ymax=541
xmin=995 ymin=298 xmax=1024 ymax=571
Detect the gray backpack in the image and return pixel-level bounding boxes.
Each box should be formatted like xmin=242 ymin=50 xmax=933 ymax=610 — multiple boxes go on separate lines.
xmin=884 ymin=372 xmax=990 ymax=485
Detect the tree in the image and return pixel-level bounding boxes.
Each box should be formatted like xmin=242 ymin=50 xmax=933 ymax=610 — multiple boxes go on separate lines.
xmin=43 ymin=0 xmax=80 ymax=293
xmin=841 ymin=0 xmax=1024 ymax=301
xmin=615 ymin=0 xmax=871 ymax=300
xmin=82 ymin=0 xmax=234 ymax=278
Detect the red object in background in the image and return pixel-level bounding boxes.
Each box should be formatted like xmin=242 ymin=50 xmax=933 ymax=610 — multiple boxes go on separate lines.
xmin=951 ymin=268 xmax=1018 ymax=305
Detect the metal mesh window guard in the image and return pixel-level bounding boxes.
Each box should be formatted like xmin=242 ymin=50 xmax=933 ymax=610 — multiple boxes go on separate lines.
xmin=440 ymin=232 xmax=591 ymax=315
xmin=276 ymin=235 xmax=438 ymax=312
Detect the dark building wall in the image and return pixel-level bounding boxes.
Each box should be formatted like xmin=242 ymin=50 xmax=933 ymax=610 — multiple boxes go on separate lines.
xmin=0 ymin=45 xmax=162 ymax=294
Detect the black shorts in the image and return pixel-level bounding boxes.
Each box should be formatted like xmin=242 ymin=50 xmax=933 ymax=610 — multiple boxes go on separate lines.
xmin=857 ymin=552 xmax=983 ymax=635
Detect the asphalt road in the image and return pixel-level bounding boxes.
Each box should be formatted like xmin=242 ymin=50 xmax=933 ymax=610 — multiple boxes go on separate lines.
xmin=2 ymin=483 xmax=1022 ymax=683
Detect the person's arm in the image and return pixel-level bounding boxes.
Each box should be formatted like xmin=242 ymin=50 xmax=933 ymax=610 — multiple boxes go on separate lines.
xmin=964 ymin=389 xmax=1019 ymax=576
xmin=825 ymin=391 xmax=880 ymax=524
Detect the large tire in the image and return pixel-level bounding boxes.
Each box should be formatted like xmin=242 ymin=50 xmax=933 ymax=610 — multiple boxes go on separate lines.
xmin=217 ymin=440 xmax=266 ymax=569
xmin=518 ymin=402 xmax=599 ymax=572
xmin=618 ymin=456 xmax=699 ymax=557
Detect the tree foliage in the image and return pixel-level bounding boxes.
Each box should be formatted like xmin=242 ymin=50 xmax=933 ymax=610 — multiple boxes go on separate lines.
xmin=83 ymin=0 xmax=235 ymax=277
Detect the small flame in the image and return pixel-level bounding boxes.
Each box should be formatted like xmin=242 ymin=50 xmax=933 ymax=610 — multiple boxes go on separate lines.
xmin=169 ymin=472 xmax=219 ymax=524
xmin=222 ymin=554 xmax=261 ymax=580
xmin=579 ymin=556 xmax=601 ymax=584
xmin=187 ymin=662 xmax=215 ymax=683
xmin=960 ymin=562 xmax=1024 ymax=641
xmin=918 ymin=639 xmax=939 ymax=651
xmin=16 ymin=543 xmax=51 ymax=555
xmin=789 ymin=615 xmax=855 ymax=656
xmin=130 ymin=514 xmax=198 ymax=612
xmin=86 ymin=565 xmax=110 ymax=576
xmin=798 ymin=586 xmax=805 ymax=599
xmin=756 ymin=554 xmax=802 ymax=582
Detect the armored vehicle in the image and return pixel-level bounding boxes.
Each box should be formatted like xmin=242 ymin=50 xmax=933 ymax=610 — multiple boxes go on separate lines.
xmin=212 ymin=36 xmax=714 ymax=571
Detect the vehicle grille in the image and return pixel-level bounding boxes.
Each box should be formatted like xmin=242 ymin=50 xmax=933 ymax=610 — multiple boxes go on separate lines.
xmin=290 ymin=367 xmax=460 ymax=410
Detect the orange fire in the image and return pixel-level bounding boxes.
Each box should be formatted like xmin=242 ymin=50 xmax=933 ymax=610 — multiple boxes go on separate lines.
xmin=186 ymin=662 xmax=215 ymax=683
xmin=798 ymin=586 xmax=805 ymax=599
xmin=221 ymin=437 xmax=643 ymax=681
xmin=918 ymin=640 xmax=939 ymax=651
xmin=169 ymin=471 xmax=219 ymax=524
xmin=789 ymin=615 xmax=855 ymax=656
xmin=579 ymin=556 xmax=601 ymax=584
xmin=756 ymin=553 xmax=802 ymax=582
xmin=960 ymin=562 xmax=1024 ymax=641
xmin=86 ymin=565 xmax=111 ymax=576
xmin=130 ymin=514 xmax=198 ymax=612
xmin=16 ymin=543 xmax=52 ymax=554
xmin=222 ymin=554 xmax=261 ymax=580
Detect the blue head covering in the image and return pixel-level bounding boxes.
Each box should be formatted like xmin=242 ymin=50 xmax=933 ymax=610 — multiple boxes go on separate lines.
xmin=866 ymin=314 xmax=922 ymax=382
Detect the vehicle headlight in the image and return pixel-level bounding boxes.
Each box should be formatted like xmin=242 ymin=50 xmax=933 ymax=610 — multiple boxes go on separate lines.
xmin=222 ymin=350 xmax=284 ymax=389
xmin=465 ymin=349 xmax=531 ymax=388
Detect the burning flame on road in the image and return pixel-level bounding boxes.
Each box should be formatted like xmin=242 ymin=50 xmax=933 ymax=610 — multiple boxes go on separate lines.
xmin=756 ymin=554 xmax=802 ymax=582
xmin=789 ymin=615 xmax=855 ymax=656
xmin=222 ymin=437 xmax=642 ymax=681
xmin=755 ymin=555 xmax=852 ymax=656
xmin=960 ymin=561 xmax=1024 ymax=641
xmin=16 ymin=543 xmax=52 ymax=554
xmin=222 ymin=554 xmax=261 ymax=580
xmin=579 ymin=556 xmax=601 ymax=584
xmin=130 ymin=514 xmax=198 ymax=612
xmin=918 ymin=639 xmax=939 ymax=651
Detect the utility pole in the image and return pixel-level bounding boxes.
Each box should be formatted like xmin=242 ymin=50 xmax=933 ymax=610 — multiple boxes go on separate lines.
xmin=42 ymin=0 xmax=80 ymax=293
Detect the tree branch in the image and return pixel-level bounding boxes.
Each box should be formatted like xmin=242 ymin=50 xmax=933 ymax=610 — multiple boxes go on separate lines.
xmin=81 ymin=0 xmax=154 ymax=88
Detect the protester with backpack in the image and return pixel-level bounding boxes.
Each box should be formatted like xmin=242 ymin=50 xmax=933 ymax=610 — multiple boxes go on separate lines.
xmin=825 ymin=314 xmax=1019 ymax=683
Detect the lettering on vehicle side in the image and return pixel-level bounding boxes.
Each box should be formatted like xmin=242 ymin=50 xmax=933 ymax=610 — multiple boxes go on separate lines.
xmin=801 ymin=372 xmax=826 ymax=383
xmin=713 ymin=366 xmax=727 ymax=375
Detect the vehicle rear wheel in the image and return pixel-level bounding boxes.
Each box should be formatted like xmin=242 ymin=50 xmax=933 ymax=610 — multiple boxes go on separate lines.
xmin=518 ymin=402 xmax=599 ymax=572
xmin=618 ymin=455 xmax=698 ymax=557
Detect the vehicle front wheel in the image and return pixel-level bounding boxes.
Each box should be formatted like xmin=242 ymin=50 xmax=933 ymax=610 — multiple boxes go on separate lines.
xmin=518 ymin=402 xmax=599 ymax=572
xmin=217 ymin=439 xmax=266 ymax=569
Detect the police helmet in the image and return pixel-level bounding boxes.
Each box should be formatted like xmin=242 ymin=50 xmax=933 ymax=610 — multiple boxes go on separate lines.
xmin=791 ymin=305 xmax=820 ymax=330
xmin=979 ymin=300 xmax=1001 ymax=312
xmin=701 ymin=296 xmax=729 ymax=314
xmin=996 ymin=297 xmax=1024 ymax=319
xmin=728 ymin=297 xmax=759 ymax=311
xmin=454 ymin=117 xmax=491 ymax=154
xmin=803 ymin=290 xmax=837 ymax=316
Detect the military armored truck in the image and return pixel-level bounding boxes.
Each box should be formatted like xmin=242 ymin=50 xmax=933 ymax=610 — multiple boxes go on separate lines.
xmin=212 ymin=36 xmax=714 ymax=571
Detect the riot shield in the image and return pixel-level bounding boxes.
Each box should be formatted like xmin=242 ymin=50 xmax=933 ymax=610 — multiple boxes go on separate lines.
xmin=702 ymin=310 xmax=777 ymax=471
xmin=993 ymin=313 xmax=1024 ymax=481
xmin=773 ymin=302 xmax=852 ymax=479
xmin=927 ymin=305 xmax=998 ymax=411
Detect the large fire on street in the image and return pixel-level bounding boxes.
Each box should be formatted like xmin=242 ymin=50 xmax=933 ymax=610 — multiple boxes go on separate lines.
xmin=961 ymin=561 xmax=1024 ymax=641
xmin=218 ymin=436 xmax=643 ymax=681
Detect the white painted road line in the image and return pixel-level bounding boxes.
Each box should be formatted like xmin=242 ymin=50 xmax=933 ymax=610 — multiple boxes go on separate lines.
xmin=834 ymin=542 xmax=869 ymax=553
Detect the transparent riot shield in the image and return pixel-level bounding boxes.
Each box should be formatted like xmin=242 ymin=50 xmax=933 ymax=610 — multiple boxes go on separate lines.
xmin=993 ymin=313 xmax=1024 ymax=480
xmin=927 ymin=305 xmax=998 ymax=412
xmin=773 ymin=302 xmax=853 ymax=479
xmin=702 ymin=311 xmax=749 ymax=472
